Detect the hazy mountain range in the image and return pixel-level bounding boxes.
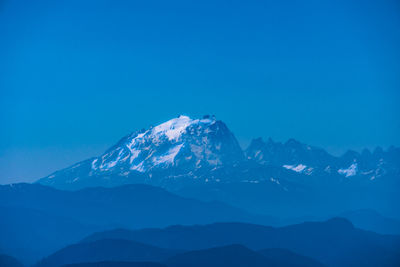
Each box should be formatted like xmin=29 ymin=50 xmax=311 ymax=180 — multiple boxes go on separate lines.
xmin=36 ymin=219 xmax=400 ymax=267
xmin=2 ymin=115 xmax=399 ymax=266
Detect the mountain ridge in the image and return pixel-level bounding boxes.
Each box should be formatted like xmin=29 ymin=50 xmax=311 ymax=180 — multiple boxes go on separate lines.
xmin=37 ymin=115 xmax=400 ymax=191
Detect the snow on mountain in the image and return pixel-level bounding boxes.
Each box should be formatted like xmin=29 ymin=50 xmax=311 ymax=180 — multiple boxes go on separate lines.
xmin=89 ymin=115 xmax=243 ymax=173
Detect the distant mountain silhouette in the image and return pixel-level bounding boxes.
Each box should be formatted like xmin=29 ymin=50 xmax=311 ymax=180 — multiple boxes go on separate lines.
xmin=2 ymin=183 xmax=400 ymax=266
xmin=36 ymin=239 xmax=180 ymax=267
xmin=277 ymin=209 xmax=400 ymax=235
xmin=0 ymin=254 xmax=23 ymax=267
xmin=62 ymin=262 xmax=166 ymax=267
xmin=0 ymin=183 xmax=271 ymax=229
xmin=0 ymin=183 xmax=273 ymax=265
xmin=83 ymin=218 xmax=400 ymax=266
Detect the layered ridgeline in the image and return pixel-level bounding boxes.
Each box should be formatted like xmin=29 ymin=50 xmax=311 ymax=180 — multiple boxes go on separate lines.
xmin=0 ymin=183 xmax=274 ymax=264
xmin=42 ymin=219 xmax=400 ymax=267
xmin=37 ymin=115 xmax=400 ymax=217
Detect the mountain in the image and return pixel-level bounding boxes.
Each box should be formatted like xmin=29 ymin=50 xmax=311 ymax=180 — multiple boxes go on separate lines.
xmin=36 ymin=239 xmax=180 ymax=267
xmin=246 ymin=137 xmax=400 ymax=183
xmin=82 ymin=218 xmax=400 ymax=266
xmin=38 ymin=115 xmax=244 ymax=190
xmin=3 ymin=183 xmax=398 ymax=266
xmin=246 ymin=137 xmax=335 ymax=170
xmin=34 ymin=115 xmax=400 ymax=218
xmin=0 ymin=183 xmax=272 ymax=228
xmin=0 ymin=254 xmax=23 ymax=267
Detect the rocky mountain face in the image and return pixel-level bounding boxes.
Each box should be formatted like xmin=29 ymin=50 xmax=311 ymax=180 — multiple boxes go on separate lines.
xmin=91 ymin=115 xmax=243 ymax=174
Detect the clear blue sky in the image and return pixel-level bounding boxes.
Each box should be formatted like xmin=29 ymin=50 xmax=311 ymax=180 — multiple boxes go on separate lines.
xmin=1 ymin=0 xmax=399 ymax=183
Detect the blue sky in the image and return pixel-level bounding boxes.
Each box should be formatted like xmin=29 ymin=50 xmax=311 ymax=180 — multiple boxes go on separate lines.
xmin=1 ymin=0 xmax=399 ymax=183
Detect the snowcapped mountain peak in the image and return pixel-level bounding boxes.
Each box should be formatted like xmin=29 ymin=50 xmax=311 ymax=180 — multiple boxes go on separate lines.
xmin=39 ymin=115 xmax=244 ymax=188
xmin=91 ymin=115 xmax=223 ymax=173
